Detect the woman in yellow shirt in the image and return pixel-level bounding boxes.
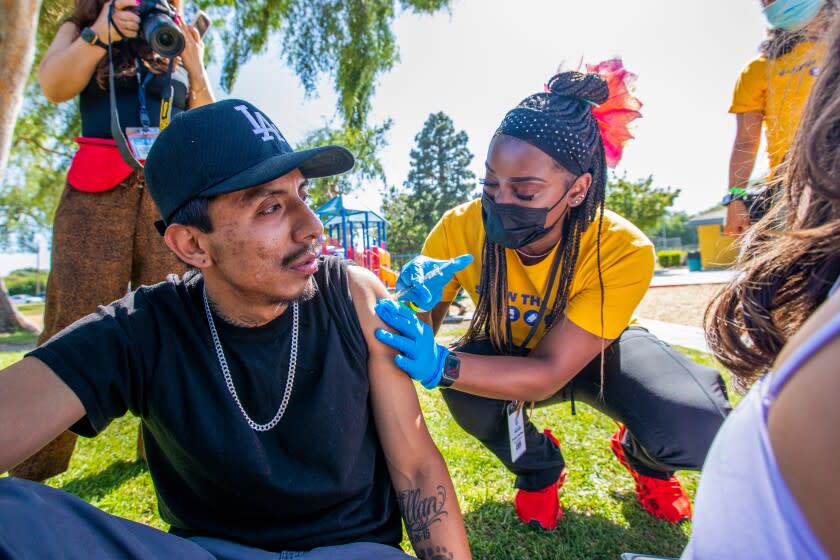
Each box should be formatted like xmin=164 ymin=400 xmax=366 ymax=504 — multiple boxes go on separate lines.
xmin=375 ymin=67 xmax=731 ymax=529
xmin=724 ymin=0 xmax=833 ymax=235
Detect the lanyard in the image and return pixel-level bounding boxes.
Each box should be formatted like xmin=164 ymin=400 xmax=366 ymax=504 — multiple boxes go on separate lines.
xmin=135 ymin=60 xmax=154 ymax=130
xmin=506 ymin=240 xmax=565 ymax=354
xmin=159 ymin=57 xmax=175 ymax=130
xmin=135 ymin=57 xmax=175 ymax=131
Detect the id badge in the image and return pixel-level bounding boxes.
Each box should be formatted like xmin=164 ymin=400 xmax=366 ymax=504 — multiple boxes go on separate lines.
xmin=125 ymin=127 xmax=160 ymax=162
xmin=507 ymin=402 xmax=526 ymax=463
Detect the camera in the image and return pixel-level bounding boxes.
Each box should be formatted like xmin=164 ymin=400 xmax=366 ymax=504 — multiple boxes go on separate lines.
xmin=135 ymin=0 xmax=184 ymax=57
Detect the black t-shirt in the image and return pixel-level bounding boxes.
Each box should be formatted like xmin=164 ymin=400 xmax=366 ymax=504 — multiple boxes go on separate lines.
xmin=79 ymin=48 xmax=189 ymax=138
xmin=29 ymin=257 xmax=402 ymax=551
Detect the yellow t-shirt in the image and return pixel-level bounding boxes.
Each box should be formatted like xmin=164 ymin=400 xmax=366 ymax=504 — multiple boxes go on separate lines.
xmin=730 ymin=40 xmax=826 ymax=171
xmin=422 ymin=199 xmax=655 ymax=347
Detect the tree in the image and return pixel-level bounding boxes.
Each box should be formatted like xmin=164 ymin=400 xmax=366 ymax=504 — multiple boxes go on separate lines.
xmin=605 ymin=174 xmax=680 ymax=233
xmin=644 ymin=210 xmax=698 ymax=248
xmin=1 ymin=0 xmax=456 ymax=239
xmin=0 ymin=0 xmax=46 ymax=333
xmin=0 ymin=0 xmax=454 ymax=331
xmin=0 ymin=0 xmax=43 ymax=183
xmin=383 ymin=112 xmax=475 ymax=256
xmin=297 ymin=119 xmax=393 ymax=208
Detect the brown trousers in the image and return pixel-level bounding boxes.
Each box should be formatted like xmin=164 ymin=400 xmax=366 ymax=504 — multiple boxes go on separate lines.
xmin=9 ymin=172 xmax=184 ymax=481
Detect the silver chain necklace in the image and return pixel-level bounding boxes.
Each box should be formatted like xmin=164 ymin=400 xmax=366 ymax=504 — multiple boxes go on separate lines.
xmin=516 ymin=245 xmax=555 ymax=259
xmin=202 ymin=287 xmax=298 ymax=432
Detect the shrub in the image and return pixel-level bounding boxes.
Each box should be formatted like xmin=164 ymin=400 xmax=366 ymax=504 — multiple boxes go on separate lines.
xmin=3 ymin=268 xmax=48 ymax=296
xmin=657 ymin=250 xmax=685 ymax=268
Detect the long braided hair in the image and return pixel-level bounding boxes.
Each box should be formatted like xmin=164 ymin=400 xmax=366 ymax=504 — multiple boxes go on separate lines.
xmin=463 ymin=71 xmax=609 ymax=355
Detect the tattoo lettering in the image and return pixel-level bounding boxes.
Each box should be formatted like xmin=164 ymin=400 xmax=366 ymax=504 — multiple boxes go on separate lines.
xmin=398 ymin=485 xmax=449 ymax=543
xmin=418 ymin=545 xmax=455 ymax=560
xmin=208 ymin=299 xmax=264 ymax=328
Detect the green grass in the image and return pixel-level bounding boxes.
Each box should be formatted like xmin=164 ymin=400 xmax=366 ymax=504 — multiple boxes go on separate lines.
xmin=0 ymin=330 xmax=38 ymax=347
xmin=2 ymin=334 xmax=729 ymax=559
xmin=15 ymin=303 xmax=45 ymax=316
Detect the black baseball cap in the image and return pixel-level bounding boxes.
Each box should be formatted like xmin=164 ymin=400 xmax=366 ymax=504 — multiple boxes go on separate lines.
xmin=144 ymin=99 xmax=354 ymax=226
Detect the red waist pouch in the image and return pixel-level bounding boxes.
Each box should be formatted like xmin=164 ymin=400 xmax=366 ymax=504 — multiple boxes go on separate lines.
xmin=67 ymin=137 xmax=135 ymax=193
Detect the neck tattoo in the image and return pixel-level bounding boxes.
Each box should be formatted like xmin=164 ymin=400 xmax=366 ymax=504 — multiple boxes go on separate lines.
xmin=207 ymin=300 xmax=263 ymax=328
xmin=203 ymin=286 xmax=298 ymax=432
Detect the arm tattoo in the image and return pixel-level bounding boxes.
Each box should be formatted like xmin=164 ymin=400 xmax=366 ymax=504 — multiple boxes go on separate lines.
xmin=397 ymin=485 xmax=449 ymax=543
xmin=418 ymin=545 xmax=455 ymax=560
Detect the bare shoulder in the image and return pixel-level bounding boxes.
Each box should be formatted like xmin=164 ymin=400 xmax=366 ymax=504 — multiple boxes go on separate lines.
xmin=345 ymin=264 xmax=389 ymax=330
xmin=768 ymin=292 xmax=840 ymax=557
xmin=347 ymin=266 xmax=388 ymax=348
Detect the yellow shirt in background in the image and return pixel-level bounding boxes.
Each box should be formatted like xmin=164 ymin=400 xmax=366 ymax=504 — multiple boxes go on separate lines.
xmin=730 ymin=40 xmax=826 ymax=171
xmin=422 ymin=199 xmax=655 ymax=348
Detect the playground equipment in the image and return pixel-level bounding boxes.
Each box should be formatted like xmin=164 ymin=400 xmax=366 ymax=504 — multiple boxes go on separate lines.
xmin=315 ymin=196 xmax=398 ymax=288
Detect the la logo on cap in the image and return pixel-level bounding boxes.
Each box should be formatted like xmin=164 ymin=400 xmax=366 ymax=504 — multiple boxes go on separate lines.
xmin=234 ymin=104 xmax=285 ymax=144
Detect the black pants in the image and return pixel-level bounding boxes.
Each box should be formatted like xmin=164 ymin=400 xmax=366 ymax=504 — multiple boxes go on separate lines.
xmin=0 ymin=478 xmax=412 ymax=559
xmin=442 ymin=327 xmax=731 ymax=491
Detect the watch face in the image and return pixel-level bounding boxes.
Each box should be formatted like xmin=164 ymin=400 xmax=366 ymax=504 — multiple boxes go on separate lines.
xmin=81 ymin=27 xmax=96 ymax=44
xmin=442 ymin=353 xmax=461 ymax=386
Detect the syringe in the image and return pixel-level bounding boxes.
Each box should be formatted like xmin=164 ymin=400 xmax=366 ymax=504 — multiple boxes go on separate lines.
xmin=394 ymin=261 xmax=449 ymax=303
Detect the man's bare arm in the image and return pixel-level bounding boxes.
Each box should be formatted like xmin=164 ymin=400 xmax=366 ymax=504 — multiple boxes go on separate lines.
xmin=348 ymin=267 xmax=471 ymax=560
xmin=0 ymin=357 xmax=85 ymax=472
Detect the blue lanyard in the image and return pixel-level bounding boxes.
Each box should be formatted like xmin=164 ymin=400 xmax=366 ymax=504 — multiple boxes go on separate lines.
xmin=135 ymin=58 xmax=175 ymax=130
xmin=135 ymin=59 xmax=155 ymax=130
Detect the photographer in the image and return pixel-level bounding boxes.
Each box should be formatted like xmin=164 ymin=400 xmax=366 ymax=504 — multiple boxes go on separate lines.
xmin=10 ymin=0 xmax=214 ymax=482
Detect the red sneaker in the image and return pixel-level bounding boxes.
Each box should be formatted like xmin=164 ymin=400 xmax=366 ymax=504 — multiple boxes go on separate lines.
xmin=514 ymin=429 xmax=567 ymax=530
xmin=610 ymin=425 xmax=692 ymax=523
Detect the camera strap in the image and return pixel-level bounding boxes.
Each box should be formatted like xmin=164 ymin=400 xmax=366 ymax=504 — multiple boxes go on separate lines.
xmin=106 ymin=1 xmax=175 ymax=169
xmin=107 ymin=37 xmax=143 ymax=170
xmin=158 ymin=57 xmax=175 ymax=130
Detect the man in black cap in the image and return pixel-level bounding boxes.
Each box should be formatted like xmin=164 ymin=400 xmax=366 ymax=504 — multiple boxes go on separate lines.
xmin=0 ymin=99 xmax=471 ymax=560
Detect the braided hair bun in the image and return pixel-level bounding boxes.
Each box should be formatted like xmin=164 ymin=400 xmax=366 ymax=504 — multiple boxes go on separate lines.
xmin=547 ymin=71 xmax=609 ymax=106
xmin=498 ymin=70 xmax=607 ymax=186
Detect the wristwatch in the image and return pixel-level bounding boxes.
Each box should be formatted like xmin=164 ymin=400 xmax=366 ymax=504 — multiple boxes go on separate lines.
xmin=721 ymin=192 xmax=744 ymax=206
xmin=80 ymin=27 xmax=108 ymax=49
xmin=438 ymin=353 xmax=461 ymax=388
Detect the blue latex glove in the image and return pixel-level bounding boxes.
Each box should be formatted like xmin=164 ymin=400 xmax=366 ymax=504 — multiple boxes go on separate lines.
xmin=396 ymin=254 xmax=474 ymax=312
xmin=374 ymin=299 xmax=449 ymax=389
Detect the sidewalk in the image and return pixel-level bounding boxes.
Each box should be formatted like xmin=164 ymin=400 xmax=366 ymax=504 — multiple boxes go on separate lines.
xmin=637 ymin=318 xmax=708 ymax=353
xmin=650 ymin=267 xmax=736 ymax=288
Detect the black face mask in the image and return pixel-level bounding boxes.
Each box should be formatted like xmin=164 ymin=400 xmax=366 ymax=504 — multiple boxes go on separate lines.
xmin=481 ymin=189 xmax=570 ymax=249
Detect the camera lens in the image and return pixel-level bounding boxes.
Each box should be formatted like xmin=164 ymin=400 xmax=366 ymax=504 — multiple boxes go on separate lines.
xmin=143 ymin=12 xmax=184 ymax=57
xmin=157 ymin=30 xmax=175 ymax=48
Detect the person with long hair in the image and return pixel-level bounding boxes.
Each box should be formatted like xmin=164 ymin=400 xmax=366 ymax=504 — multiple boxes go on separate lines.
xmin=685 ymin=11 xmax=840 ymax=558
xmin=9 ymin=0 xmax=214 ymax=482
xmin=374 ymin=61 xmax=732 ymax=529
xmin=724 ymin=0 xmax=835 ymax=234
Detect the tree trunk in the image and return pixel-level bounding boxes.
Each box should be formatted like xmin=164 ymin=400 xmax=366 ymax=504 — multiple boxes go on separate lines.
xmin=0 ymin=278 xmax=38 ymax=333
xmin=0 ymin=0 xmax=43 ymax=333
xmin=0 ymin=0 xmax=42 ymax=183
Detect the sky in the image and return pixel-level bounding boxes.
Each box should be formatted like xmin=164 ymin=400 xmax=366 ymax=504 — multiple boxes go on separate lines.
xmin=207 ymin=0 xmax=771 ymax=216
